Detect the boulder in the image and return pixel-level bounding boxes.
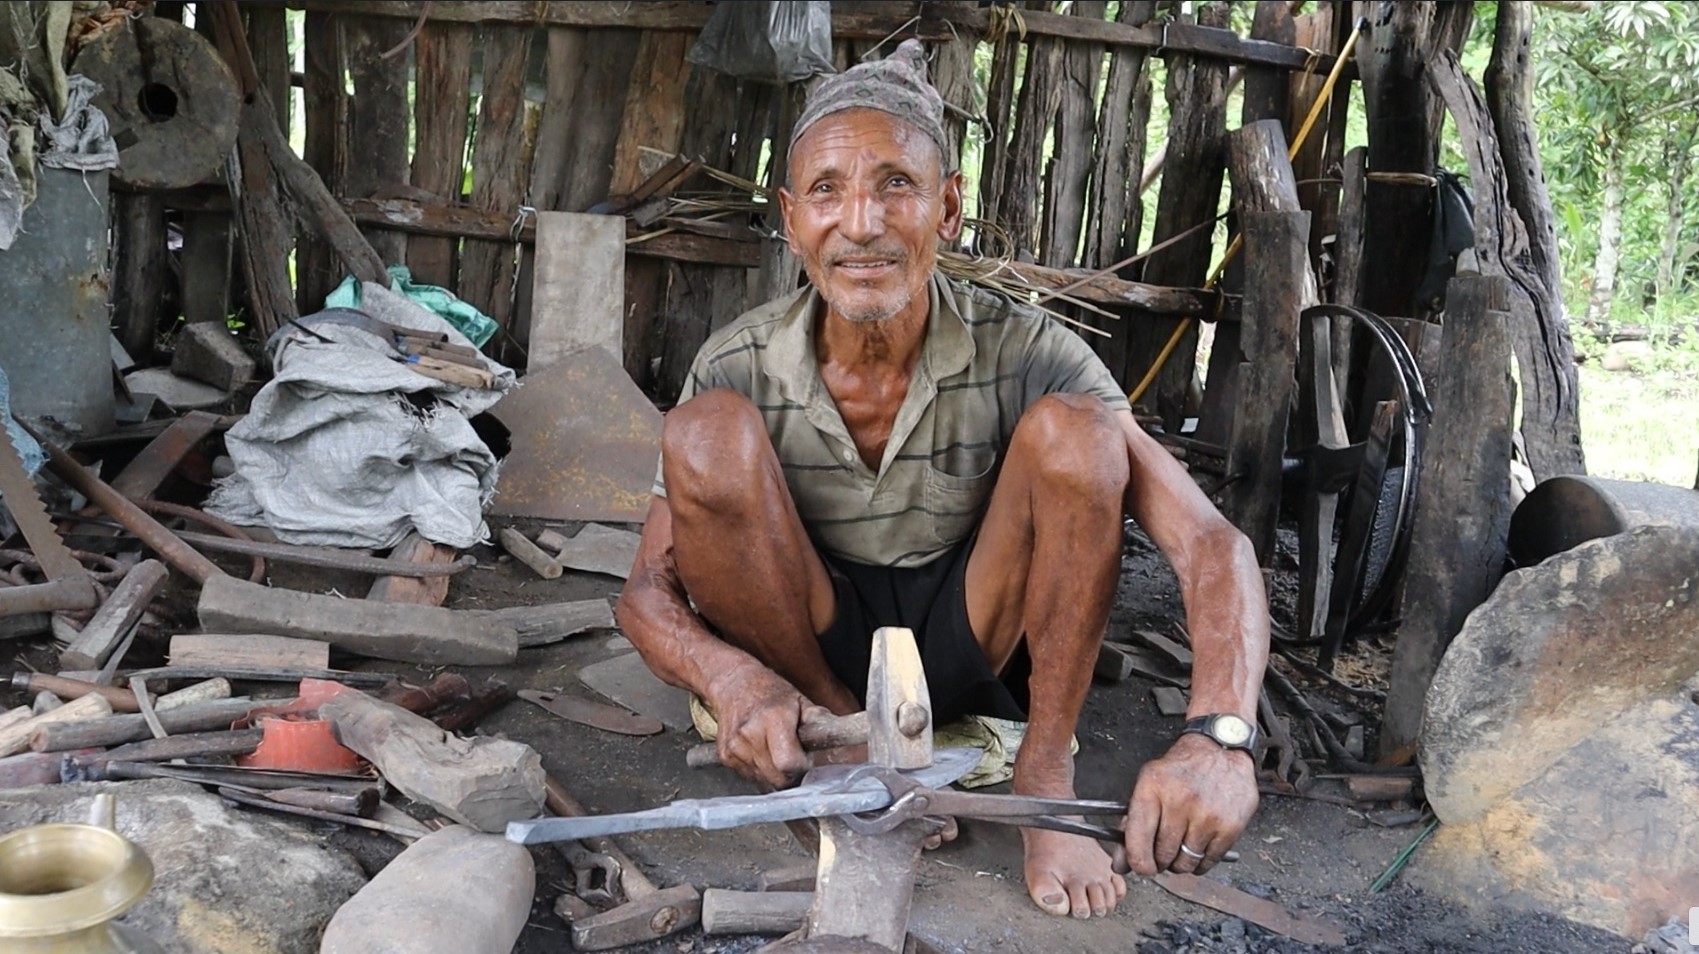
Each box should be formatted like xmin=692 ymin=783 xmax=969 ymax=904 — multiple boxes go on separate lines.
xmin=1418 ymin=524 xmax=1699 ymax=937
xmin=0 ymin=779 xmax=367 ymax=953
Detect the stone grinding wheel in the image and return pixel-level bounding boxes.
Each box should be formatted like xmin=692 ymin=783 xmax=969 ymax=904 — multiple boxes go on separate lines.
xmin=72 ymin=17 xmax=240 ymax=190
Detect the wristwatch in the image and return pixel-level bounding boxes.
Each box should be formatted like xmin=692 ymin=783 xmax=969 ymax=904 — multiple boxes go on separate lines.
xmin=1180 ymin=714 xmax=1260 ymax=755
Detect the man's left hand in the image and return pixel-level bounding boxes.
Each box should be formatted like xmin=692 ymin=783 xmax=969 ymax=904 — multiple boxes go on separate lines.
xmin=1121 ymin=732 xmax=1259 ymax=877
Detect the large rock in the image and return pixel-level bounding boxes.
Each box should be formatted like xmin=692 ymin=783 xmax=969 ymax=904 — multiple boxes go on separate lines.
xmin=0 ymin=779 xmax=367 ymax=953
xmin=1417 ymin=524 xmax=1699 ymax=937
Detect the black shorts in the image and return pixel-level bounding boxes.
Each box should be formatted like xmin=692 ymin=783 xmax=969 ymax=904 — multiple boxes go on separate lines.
xmin=815 ymin=536 xmax=1031 ymax=725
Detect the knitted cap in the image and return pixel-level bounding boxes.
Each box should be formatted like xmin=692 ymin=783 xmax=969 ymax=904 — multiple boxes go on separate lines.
xmin=788 ymin=39 xmax=948 ymax=166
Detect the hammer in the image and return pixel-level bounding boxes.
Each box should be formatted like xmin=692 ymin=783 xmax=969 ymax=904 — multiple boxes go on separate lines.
xmin=543 ymin=775 xmax=702 ymax=951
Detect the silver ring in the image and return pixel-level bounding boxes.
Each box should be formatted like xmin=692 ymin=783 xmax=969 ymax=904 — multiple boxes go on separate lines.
xmin=1178 ymin=843 xmax=1206 ymax=860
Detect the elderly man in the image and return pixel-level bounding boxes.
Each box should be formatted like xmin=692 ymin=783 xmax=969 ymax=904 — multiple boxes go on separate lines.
xmin=617 ymin=40 xmax=1269 ymax=920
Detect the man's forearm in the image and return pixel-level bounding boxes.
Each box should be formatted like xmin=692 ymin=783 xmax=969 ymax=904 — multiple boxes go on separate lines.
xmin=1177 ymin=525 xmax=1268 ymax=723
xmin=615 ymin=568 xmax=763 ymax=703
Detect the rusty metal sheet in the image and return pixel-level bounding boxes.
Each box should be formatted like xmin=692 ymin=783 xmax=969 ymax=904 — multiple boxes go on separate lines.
xmin=487 ymin=347 xmax=661 ymax=523
xmin=1152 ymin=872 xmax=1347 ymax=947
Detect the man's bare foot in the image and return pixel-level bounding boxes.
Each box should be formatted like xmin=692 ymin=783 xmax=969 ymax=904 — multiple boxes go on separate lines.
xmin=1021 ymin=826 xmax=1127 ymax=919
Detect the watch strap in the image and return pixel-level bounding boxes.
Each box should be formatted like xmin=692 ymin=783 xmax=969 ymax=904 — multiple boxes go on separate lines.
xmin=1180 ymin=714 xmax=1259 ymax=753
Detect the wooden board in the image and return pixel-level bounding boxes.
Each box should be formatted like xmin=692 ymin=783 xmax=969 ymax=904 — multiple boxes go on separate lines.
xmin=406 ymin=21 xmax=475 ymax=287
xmin=456 ymin=25 xmax=534 ymax=354
xmin=1040 ymin=1 xmax=1107 ymax=268
xmin=169 ymin=633 xmax=332 ymax=670
xmin=529 ymin=213 xmax=625 ymax=369
xmin=366 ymin=531 xmax=457 ymax=607
xmin=344 ymin=14 xmax=412 ymax=265
xmin=297 ymin=10 xmax=347 ymax=313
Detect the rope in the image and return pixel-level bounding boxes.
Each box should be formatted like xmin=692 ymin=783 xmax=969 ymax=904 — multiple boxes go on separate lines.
xmin=1126 ymin=15 xmax=1369 ymax=407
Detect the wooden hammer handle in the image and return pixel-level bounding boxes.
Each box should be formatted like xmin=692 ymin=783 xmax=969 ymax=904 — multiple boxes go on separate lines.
xmin=544 ymin=776 xmax=658 ymax=898
xmin=684 ymin=711 xmax=869 ymax=769
xmin=12 ymin=673 xmax=144 ymax=713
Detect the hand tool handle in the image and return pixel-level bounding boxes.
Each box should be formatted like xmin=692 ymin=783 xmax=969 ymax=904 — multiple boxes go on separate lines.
xmin=12 ymin=673 xmax=145 ymax=713
xmin=684 ymin=710 xmax=869 ymax=769
xmin=545 ymin=776 xmax=659 ymax=898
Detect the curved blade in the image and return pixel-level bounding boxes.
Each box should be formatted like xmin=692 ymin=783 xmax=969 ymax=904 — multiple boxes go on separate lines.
xmin=506 ymin=748 xmax=981 ymax=845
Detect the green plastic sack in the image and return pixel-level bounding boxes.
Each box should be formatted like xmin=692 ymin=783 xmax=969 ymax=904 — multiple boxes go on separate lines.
xmin=324 ymin=265 xmax=499 ymax=348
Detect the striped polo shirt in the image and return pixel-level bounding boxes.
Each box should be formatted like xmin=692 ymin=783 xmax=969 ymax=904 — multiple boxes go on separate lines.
xmin=654 ymin=272 xmax=1130 ymax=568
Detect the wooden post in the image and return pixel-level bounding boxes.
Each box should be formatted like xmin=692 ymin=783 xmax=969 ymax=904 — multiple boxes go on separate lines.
xmin=298 ymin=10 xmax=347 ymax=314
xmin=998 ymin=29 xmax=1065 ymax=258
xmin=1221 ymin=211 xmax=1308 ymax=566
xmin=975 ymin=16 xmax=1022 ymax=230
xmin=407 ymin=21 xmax=475 ymax=288
xmin=112 ymin=194 xmax=166 ymax=364
xmin=511 ymin=26 xmax=588 ymax=358
xmin=1379 ymin=273 xmax=1515 ymax=764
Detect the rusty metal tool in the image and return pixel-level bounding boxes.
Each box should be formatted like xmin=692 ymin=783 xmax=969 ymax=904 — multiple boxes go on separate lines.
xmin=542 ymin=775 xmax=702 ymax=951
xmin=518 ymin=689 xmax=664 ymax=737
xmin=0 ymin=420 xmax=101 ymax=616
xmin=558 ymin=839 xmax=622 ymax=907
xmin=1152 ymin=872 xmax=1346 ymax=947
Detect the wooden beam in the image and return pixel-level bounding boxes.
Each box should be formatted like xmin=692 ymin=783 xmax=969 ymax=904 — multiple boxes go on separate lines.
xmin=406 ymin=21 xmax=475 ymax=287
xmin=265 ymin=1 xmax=1336 ymax=73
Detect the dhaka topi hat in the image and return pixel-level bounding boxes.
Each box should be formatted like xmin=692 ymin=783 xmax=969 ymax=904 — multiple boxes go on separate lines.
xmin=788 ymin=38 xmax=948 ymax=167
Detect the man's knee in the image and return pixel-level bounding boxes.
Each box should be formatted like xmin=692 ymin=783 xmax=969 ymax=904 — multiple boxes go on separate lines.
xmin=662 ymin=389 xmax=771 ymax=509
xmin=1010 ymin=394 xmax=1129 ymax=499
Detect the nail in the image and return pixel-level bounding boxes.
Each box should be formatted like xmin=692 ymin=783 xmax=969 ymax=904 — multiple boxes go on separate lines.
xmin=1043 ymin=893 xmax=1064 ymax=907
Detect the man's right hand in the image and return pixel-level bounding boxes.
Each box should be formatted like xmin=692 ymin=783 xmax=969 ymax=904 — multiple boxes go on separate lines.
xmin=706 ymin=662 xmax=831 ymax=789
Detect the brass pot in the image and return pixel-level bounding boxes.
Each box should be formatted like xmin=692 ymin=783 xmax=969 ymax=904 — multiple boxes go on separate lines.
xmin=0 ymin=795 xmax=162 ymax=954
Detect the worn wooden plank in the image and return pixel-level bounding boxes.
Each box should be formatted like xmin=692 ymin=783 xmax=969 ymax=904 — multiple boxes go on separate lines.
xmin=245 ymin=5 xmax=291 ymax=137
xmin=511 ymin=27 xmax=588 ymax=358
xmin=999 ymin=29 xmax=1065 ymax=258
xmin=406 ymin=21 xmax=475 ymax=288
xmin=928 ymin=0 xmax=977 ymax=170
xmin=1196 ymin=2 xmax=1292 ymax=446
xmin=61 ymin=560 xmax=170 ymax=671
xmin=180 ymin=212 xmax=233 ymax=325
xmin=1286 ymin=7 xmax=1334 ymax=245
xmin=366 ymin=532 xmax=458 ymax=607
xmin=297 ymin=10 xmax=347 ymax=314
xmin=1081 ymin=1 xmax=1157 ymax=382
xmin=169 ymin=633 xmax=332 ymax=670
xmin=975 ymin=15 xmax=1023 ymax=232
xmin=344 ymin=16 xmax=412 ymax=265
xmin=530 ymin=213 xmax=625 ymax=368
xmin=1380 ymin=274 xmax=1514 ymax=764
xmin=112 ymin=194 xmax=167 ymax=363
xmin=1132 ymin=2 xmax=1230 ymax=430
xmin=458 ymin=26 xmax=535 ymax=358
xmin=231 ymin=107 xmax=297 ymax=337
xmin=559 ymin=31 xmax=642 ymax=213
xmin=1039 ymin=0 xmax=1106 ymax=269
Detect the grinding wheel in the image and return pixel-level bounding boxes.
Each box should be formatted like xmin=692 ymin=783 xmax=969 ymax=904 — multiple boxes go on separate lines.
xmin=72 ymin=17 xmax=240 ymax=190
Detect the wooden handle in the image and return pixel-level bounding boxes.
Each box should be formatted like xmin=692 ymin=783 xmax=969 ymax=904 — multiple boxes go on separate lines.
xmin=14 ymin=673 xmax=144 ymax=713
xmin=543 ymin=776 xmax=658 ymax=898
xmin=378 ymin=673 xmax=472 ymax=714
xmin=701 ymin=889 xmax=812 ymax=935
xmin=685 ymin=711 xmax=869 ymax=769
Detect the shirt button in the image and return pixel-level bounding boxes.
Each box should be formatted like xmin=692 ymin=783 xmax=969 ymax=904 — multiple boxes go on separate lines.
xmin=843 ymin=450 xmax=854 ymax=462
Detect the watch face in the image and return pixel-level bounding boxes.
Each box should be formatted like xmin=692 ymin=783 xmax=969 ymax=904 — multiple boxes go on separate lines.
xmin=1212 ymin=715 xmax=1254 ymax=746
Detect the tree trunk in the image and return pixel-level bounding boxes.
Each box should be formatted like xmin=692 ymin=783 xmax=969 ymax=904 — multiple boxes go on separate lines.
xmin=1585 ymin=142 xmax=1624 ymax=328
xmin=1656 ymin=124 xmax=1694 ymax=301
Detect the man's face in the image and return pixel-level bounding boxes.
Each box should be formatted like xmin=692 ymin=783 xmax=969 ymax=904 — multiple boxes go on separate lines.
xmin=779 ymin=109 xmax=963 ymax=324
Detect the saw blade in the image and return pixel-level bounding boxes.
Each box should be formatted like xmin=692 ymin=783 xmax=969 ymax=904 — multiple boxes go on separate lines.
xmin=506 ymin=747 xmax=982 ymax=845
xmin=0 ymin=423 xmax=85 ymax=580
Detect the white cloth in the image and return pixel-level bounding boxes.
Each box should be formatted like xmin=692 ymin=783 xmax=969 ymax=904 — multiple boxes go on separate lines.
xmin=38 ymin=74 xmax=117 ymax=171
xmin=204 ymin=282 xmax=518 ymax=549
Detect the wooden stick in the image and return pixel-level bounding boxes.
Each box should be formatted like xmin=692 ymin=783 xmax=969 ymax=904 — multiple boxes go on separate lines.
xmin=168 ymin=634 xmax=332 ymax=671
xmin=155 ymin=678 xmax=234 ymax=711
xmin=686 ymin=711 xmax=869 ymax=769
xmin=498 ymin=528 xmax=562 ymax=580
xmin=60 ymin=560 xmax=170 ymax=671
xmin=30 ymin=697 xmax=263 ymax=752
xmin=701 ymin=890 xmax=812 ymax=935
xmin=10 ymin=673 xmax=144 ymax=713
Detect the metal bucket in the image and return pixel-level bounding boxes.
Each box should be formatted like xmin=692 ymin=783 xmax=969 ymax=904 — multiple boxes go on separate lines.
xmin=0 ymin=168 xmax=116 ymax=438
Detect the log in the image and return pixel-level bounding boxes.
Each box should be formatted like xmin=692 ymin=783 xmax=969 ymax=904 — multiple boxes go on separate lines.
xmin=297 ymin=9 xmax=349 ymax=312
xmin=405 ymin=20 xmax=475 ymax=287
xmin=196 ymin=575 xmax=519 ymax=666
xmin=343 ymin=14 xmax=411 ymax=264
xmin=60 ymin=560 xmax=170 ymax=671
xmin=1380 ymin=274 xmax=1515 ymax=763
xmin=702 ymin=890 xmax=813 ymax=936
xmin=112 ymin=194 xmax=167 ymax=364
xmin=99 ymin=728 xmax=264 ymax=763
xmin=318 ymin=826 xmax=535 ymax=954
xmin=483 ymin=599 xmax=616 ymax=649
xmin=1132 ymin=1 xmax=1230 ymax=429
xmin=318 ymin=690 xmax=546 ymax=832
xmin=169 ymin=633 xmax=332 ymax=670
xmin=0 ymin=694 xmax=114 ymax=757
xmin=0 ymin=747 xmax=101 ymax=787
xmin=219 ymin=17 xmax=296 ymax=337
xmin=30 ymin=697 xmax=262 ymax=752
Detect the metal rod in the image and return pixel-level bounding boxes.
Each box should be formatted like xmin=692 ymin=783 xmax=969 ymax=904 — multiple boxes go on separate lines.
xmin=0 ymin=578 xmax=101 ymax=616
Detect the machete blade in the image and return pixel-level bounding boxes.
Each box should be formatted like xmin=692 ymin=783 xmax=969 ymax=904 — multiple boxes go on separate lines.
xmin=518 ymin=689 xmax=664 ymax=737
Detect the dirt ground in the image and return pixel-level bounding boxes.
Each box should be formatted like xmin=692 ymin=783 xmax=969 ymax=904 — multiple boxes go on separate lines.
xmin=1 ymin=517 xmax=1634 ymax=954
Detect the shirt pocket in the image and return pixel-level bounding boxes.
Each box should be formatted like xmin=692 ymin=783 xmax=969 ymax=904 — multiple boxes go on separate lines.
xmin=922 ymin=454 xmax=996 ymax=547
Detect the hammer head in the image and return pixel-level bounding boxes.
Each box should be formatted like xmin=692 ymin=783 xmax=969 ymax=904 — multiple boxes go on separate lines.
xmin=569 ymin=883 xmax=702 ymax=951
